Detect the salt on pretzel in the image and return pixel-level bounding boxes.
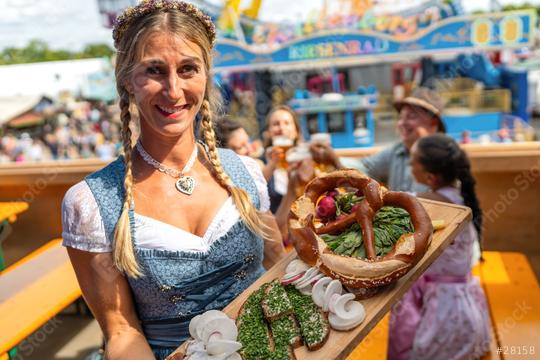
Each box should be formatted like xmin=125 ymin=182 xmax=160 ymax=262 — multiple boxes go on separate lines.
xmin=288 ymin=169 xmax=433 ymax=289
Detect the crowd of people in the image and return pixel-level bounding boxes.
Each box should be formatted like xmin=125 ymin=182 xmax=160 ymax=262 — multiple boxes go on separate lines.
xmin=0 ymin=101 xmax=122 ymax=163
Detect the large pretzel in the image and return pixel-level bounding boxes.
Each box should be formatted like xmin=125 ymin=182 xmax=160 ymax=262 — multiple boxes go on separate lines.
xmin=288 ymin=169 xmax=433 ymax=289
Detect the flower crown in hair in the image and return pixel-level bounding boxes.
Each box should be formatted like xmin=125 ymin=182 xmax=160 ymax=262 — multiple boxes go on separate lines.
xmin=112 ymin=0 xmax=217 ymax=49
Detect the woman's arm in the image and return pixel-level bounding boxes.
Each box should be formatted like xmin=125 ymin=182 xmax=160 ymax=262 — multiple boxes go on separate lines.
xmin=261 ymin=211 xmax=286 ymax=269
xmin=67 ymin=248 xmax=156 ymax=360
xmin=262 ymin=147 xmax=283 ymax=181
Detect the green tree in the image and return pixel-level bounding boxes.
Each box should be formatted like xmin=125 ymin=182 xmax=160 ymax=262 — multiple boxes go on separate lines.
xmin=502 ymin=3 xmax=540 ymax=18
xmin=0 ymin=40 xmax=114 ymax=65
xmin=80 ymin=44 xmax=114 ymax=59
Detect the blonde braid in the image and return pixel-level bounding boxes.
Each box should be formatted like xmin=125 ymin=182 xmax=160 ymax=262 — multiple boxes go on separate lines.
xmin=199 ymin=99 xmax=269 ymax=238
xmin=113 ymin=91 xmax=143 ymax=277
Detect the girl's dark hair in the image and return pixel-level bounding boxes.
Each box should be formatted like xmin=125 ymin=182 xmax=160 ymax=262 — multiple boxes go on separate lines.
xmin=214 ymin=116 xmax=243 ymax=148
xmin=416 ymin=134 xmax=483 ymax=239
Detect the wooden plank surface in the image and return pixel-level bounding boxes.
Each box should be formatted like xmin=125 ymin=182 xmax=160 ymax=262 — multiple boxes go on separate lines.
xmin=0 ymin=240 xmax=81 ymax=354
xmin=173 ymin=199 xmax=471 ymax=359
xmin=474 ymin=252 xmax=540 ymax=360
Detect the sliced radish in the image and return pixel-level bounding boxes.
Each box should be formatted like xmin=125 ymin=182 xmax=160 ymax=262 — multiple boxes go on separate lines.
xmin=323 ymin=280 xmax=342 ymax=312
xmin=309 ymin=273 xmax=325 ymax=285
xmin=185 ymin=350 xmax=209 ymax=360
xmin=285 ymin=259 xmax=309 ymax=275
xmin=327 ymin=294 xmax=366 ymax=331
xmin=281 ymin=271 xmax=305 ymax=285
xmin=225 ymin=353 xmax=242 ymax=360
xmin=206 ymin=339 xmax=242 ymax=357
xmin=208 ymin=331 xmax=223 ymax=343
xmin=186 ymin=339 xmax=205 ymax=355
xmin=201 ymin=318 xmax=238 ymax=344
xmin=294 ymin=267 xmax=320 ymax=287
xmin=299 ymin=284 xmax=313 ymax=296
xmin=189 ymin=315 xmax=203 ymax=340
xmin=328 ymin=303 xmax=366 ymax=331
xmin=327 ymin=293 xmax=342 ymax=314
xmin=332 ymin=294 xmax=365 ymax=321
xmin=311 ymin=277 xmax=332 ymax=308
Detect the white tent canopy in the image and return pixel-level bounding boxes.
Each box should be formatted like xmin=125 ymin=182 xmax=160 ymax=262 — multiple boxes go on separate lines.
xmin=0 ymin=95 xmax=43 ymax=126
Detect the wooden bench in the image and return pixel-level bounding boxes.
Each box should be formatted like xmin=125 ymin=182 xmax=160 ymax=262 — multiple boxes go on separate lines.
xmin=0 ymin=239 xmax=81 ymax=359
xmin=347 ymin=251 xmax=540 ymax=359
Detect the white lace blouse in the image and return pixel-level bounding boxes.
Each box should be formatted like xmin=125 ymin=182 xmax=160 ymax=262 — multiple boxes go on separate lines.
xmin=62 ymin=156 xmax=270 ymax=253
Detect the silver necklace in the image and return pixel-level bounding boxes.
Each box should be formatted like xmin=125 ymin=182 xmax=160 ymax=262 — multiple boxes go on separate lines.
xmin=135 ymin=141 xmax=198 ymax=195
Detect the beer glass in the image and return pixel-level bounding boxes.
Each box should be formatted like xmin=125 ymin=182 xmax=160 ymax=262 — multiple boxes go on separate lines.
xmin=272 ymin=135 xmax=294 ymax=169
xmin=286 ymin=144 xmax=314 ymax=197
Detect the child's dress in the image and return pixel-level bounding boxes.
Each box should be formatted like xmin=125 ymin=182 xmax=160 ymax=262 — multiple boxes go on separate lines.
xmin=388 ymin=186 xmax=491 ymax=360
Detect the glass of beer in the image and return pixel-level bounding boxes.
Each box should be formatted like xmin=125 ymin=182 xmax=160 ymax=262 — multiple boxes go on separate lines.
xmin=286 ymin=145 xmax=314 ymax=197
xmin=272 ymin=135 xmax=294 ymax=169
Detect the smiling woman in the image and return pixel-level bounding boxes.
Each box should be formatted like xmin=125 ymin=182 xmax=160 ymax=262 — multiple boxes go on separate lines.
xmin=60 ymin=1 xmax=285 ymax=360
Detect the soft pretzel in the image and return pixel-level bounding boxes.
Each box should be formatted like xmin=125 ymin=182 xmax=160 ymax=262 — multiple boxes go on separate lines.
xmin=288 ymin=169 xmax=433 ymax=289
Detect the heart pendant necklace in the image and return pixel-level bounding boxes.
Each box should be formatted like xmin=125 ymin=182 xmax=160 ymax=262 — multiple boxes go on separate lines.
xmin=135 ymin=141 xmax=198 ymax=195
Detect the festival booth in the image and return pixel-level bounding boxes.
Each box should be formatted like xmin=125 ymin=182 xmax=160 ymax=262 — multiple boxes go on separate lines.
xmin=212 ymin=7 xmax=536 ymax=147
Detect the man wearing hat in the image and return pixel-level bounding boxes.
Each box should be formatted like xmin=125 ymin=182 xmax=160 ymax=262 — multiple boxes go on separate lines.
xmin=313 ymin=87 xmax=446 ymax=193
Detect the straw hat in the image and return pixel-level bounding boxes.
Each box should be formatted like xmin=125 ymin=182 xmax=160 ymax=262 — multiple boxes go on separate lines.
xmin=394 ymin=87 xmax=446 ymax=133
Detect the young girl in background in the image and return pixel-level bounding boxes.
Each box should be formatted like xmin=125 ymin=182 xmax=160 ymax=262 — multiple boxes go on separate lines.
xmin=388 ymin=134 xmax=491 ymax=360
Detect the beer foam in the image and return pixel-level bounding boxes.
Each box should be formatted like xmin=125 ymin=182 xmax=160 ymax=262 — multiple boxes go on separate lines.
xmin=272 ymin=136 xmax=294 ymax=147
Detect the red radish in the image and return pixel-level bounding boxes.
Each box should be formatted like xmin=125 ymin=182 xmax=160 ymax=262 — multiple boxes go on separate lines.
xmin=351 ymin=203 xmax=361 ymax=213
xmin=316 ymin=196 xmax=336 ymax=220
xmin=310 ymin=273 xmax=325 ymax=285
xmin=281 ymin=272 xmax=304 ymax=285
xmin=327 ymin=190 xmax=338 ymax=198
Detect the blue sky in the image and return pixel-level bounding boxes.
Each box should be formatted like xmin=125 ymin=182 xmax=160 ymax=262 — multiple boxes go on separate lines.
xmin=0 ymin=0 xmax=537 ymax=50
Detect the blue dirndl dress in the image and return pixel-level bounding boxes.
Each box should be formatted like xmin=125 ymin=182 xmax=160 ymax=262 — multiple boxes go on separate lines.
xmin=85 ymin=148 xmax=266 ymax=359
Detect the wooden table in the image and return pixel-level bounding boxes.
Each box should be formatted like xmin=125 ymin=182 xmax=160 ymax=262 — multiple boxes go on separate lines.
xmin=0 ymin=202 xmax=29 ymax=270
xmin=171 ymin=199 xmax=471 ymax=360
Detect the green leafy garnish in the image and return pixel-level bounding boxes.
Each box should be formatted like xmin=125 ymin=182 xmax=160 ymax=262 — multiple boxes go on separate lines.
xmin=334 ymin=192 xmax=363 ymax=216
xmin=321 ymin=206 xmax=413 ymax=258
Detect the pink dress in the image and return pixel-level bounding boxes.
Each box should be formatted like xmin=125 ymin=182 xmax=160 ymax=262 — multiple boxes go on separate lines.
xmin=387 ymin=187 xmax=491 ymax=360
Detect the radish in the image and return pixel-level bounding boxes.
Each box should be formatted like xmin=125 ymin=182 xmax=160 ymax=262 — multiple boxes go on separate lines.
xmin=316 ymin=196 xmax=336 ymax=220
xmin=281 ymin=272 xmax=304 ymax=285
xmin=206 ymin=339 xmax=242 ymax=357
xmin=328 ymin=294 xmax=366 ymax=331
xmin=311 ymin=277 xmax=332 ymax=307
xmin=323 ymin=280 xmax=343 ymax=312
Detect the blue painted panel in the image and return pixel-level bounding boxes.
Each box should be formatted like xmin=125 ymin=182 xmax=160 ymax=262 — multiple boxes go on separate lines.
xmin=442 ymin=112 xmax=502 ymax=140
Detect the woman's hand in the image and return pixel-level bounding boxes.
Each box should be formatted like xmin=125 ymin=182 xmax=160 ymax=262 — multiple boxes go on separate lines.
xmin=262 ymin=146 xmax=286 ymax=181
xmin=66 ymin=249 xmax=156 ymax=360
xmin=261 ymin=211 xmax=286 ymax=269
xmin=310 ymin=143 xmax=342 ymax=169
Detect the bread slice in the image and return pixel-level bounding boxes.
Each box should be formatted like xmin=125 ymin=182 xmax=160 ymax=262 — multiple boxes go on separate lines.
xmin=285 ymin=285 xmax=330 ymax=351
xmin=237 ymin=286 xmax=273 ymax=360
xmin=261 ymin=280 xmax=294 ymax=321
xmin=270 ymin=314 xmax=302 ymax=349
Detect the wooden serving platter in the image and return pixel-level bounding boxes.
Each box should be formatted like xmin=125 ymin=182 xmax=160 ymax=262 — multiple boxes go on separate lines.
xmin=172 ymin=199 xmax=471 ymax=360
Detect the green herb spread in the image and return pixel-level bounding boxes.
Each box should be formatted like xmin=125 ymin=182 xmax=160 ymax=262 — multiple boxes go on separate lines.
xmin=263 ymin=280 xmax=293 ymax=319
xmin=285 ymin=286 xmax=328 ymax=348
xmin=237 ymin=285 xmax=272 ymax=359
